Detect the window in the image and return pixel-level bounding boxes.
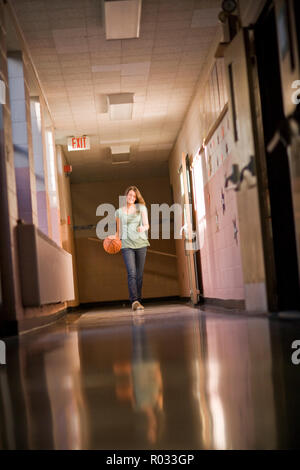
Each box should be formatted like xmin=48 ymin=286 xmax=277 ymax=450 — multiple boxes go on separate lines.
xmin=30 ymin=98 xmax=49 ymax=235
xmin=46 ymin=129 xmax=61 ymax=246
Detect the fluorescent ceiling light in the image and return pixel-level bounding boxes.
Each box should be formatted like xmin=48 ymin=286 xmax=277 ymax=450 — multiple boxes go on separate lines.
xmin=111 ymin=156 xmax=130 ymax=165
xmin=110 ymin=144 xmax=130 ymax=154
xmin=110 ymin=145 xmax=131 ymax=164
xmin=107 ymin=93 xmax=134 ymax=120
xmin=100 ymin=138 xmax=139 ymax=144
xmin=104 ymin=0 xmax=142 ymax=40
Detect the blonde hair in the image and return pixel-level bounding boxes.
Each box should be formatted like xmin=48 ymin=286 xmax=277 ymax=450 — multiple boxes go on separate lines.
xmin=124 ymin=186 xmax=146 ymax=210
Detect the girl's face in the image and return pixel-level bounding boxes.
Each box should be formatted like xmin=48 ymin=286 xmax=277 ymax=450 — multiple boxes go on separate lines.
xmin=127 ymin=189 xmax=137 ymax=204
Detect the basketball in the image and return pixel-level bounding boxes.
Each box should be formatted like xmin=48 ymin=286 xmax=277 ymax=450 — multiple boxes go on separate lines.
xmin=103 ymin=237 xmax=122 ymax=254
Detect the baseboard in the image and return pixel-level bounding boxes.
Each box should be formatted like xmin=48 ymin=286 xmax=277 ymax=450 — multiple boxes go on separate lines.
xmin=74 ymin=295 xmax=187 ymax=311
xmin=18 ymin=309 xmax=67 ymax=335
xmin=0 ymin=309 xmax=68 ymax=337
xmin=0 ymin=297 xmax=246 ymax=337
xmin=201 ymin=297 xmax=246 ymax=310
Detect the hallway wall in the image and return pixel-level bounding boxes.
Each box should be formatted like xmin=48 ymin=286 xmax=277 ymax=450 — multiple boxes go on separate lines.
xmin=56 ymin=145 xmax=80 ymax=307
xmin=0 ymin=2 xmax=24 ymax=327
xmin=169 ymin=31 xmax=245 ymax=302
xmin=0 ymin=4 xmax=74 ymax=334
xmin=200 ymin=111 xmax=244 ymax=301
xmin=71 ymin=176 xmax=179 ymax=303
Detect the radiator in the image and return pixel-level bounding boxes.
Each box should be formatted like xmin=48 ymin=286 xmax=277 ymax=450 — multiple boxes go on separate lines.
xmin=17 ymin=223 xmax=75 ymax=306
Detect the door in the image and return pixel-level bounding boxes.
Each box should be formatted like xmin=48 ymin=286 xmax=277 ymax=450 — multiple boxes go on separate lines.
xmin=190 ymin=149 xmax=205 ymax=301
xmin=185 ymin=153 xmax=202 ymax=301
xmin=254 ymin=0 xmax=300 ymax=310
xmin=274 ymin=0 xmax=300 ymax=295
xmin=224 ymin=28 xmax=268 ymax=312
xmin=179 ymin=153 xmax=199 ymax=305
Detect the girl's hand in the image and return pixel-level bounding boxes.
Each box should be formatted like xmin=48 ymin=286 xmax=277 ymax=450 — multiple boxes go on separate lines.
xmin=137 ymin=226 xmax=145 ymax=233
xmin=108 ymin=234 xmax=119 ymax=240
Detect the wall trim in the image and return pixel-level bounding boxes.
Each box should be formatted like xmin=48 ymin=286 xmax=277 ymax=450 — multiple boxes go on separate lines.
xmin=244 ymin=282 xmax=268 ymax=312
xmin=18 ymin=308 xmax=67 ymax=335
xmin=0 ymin=307 xmax=67 ymax=337
xmin=201 ymin=297 xmax=246 ymax=311
xmin=73 ymin=296 xmax=187 ymax=311
xmin=203 ymin=103 xmax=229 ymax=146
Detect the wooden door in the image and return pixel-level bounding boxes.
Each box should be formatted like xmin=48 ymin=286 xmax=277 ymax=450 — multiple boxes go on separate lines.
xmin=274 ymin=0 xmax=300 ymax=283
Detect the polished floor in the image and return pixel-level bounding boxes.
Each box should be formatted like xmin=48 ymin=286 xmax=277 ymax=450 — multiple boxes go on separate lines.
xmin=1 ymin=301 xmax=300 ymax=450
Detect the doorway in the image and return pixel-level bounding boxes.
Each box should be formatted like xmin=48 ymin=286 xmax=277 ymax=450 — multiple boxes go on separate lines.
xmin=185 ymin=154 xmax=203 ymax=302
xmin=254 ymin=1 xmax=300 ymax=310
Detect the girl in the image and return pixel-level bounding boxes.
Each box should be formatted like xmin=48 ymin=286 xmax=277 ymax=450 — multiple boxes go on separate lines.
xmin=109 ymin=186 xmax=150 ymax=311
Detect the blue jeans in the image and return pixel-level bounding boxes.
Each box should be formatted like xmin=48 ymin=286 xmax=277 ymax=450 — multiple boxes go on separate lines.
xmin=121 ymin=247 xmax=147 ymax=304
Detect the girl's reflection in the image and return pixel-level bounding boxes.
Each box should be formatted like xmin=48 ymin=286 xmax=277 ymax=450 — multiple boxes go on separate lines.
xmin=113 ymin=317 xmax=164 ymax=445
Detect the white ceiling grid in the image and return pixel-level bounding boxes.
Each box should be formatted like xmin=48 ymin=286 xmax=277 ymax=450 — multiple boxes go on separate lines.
xmin=11 ymin=0 xmax=221 ymax=182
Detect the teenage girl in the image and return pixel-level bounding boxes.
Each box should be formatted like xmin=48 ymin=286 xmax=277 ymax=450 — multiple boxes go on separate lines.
xmin=109 ymin=186 xmax=150 ymax=311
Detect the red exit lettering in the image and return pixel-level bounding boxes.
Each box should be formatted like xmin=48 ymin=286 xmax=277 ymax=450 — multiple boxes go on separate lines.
xmin=69 ymin=136 xmax=89 ymax=151
xmin=72 ymin=137 xmax=87 ymax=149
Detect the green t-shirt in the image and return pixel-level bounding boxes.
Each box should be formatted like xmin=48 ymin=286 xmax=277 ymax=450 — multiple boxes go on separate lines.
xmin=115 ymin=204 xmax=150 ymax=249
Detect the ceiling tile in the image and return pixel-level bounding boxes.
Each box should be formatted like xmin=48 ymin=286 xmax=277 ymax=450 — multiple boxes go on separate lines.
xmin=11 ymin=0 xmax=220 ymax=182
xmin=191 ymin=8 xmax=220 ymax=28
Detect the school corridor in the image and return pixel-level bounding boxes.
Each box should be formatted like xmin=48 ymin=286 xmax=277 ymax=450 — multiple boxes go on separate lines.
xmin=1 ymin=0 xmax=300 ymax=450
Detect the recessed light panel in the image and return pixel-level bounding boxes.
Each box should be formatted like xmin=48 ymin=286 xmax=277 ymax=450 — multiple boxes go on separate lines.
xmin=107 ymin=93 xmax=134 ymax=120
xmin=104 ymin=0 xmax=142 ymax=40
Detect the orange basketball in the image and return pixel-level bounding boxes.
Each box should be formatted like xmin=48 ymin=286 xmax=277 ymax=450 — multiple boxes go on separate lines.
xmin=103 ymin=237 xmax=122 ymax=254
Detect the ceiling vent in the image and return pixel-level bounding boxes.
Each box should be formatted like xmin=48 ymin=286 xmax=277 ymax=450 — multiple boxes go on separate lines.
xmin=104 ymin=0 xmax=142 ymax=40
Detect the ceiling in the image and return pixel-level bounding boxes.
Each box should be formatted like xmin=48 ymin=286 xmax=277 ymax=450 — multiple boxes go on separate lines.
xmin=10 ymin=0 xmax=221 ymax=183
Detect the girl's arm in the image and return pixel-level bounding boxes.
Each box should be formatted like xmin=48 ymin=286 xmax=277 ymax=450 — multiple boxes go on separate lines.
xmin=137 ymin=207 xmax=149 ymax=232
xmin=116 ymin=216 xmax=120 ymax=238
xmin=108 ymin=216 xmax=120 ymax=239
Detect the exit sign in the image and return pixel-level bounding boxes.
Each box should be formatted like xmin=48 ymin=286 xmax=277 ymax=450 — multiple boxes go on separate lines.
xmin=68 ymin=136 xmax=90 ymax=151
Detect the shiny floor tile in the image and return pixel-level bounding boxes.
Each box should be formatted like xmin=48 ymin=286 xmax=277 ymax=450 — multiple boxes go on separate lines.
xmin=1 ymin=301 xmax=300 ymax=449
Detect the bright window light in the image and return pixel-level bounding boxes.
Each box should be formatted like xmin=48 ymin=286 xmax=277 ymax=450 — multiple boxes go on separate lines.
xmin=46 ymin=130 xmax=57 ymax=204
xmin=180 ymin=171 xmax=184 ymax=197
xmin=34 ymin=101 xmax=42 ymax=132
xmin=192 ymin=150 xmax=206 ymax=221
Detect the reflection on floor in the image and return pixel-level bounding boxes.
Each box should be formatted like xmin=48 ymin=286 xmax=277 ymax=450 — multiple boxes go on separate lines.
xmin=1 ymin=301 xmax=300 ymax=449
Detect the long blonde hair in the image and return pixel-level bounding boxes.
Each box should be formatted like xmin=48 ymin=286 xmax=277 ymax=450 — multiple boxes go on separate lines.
xmin=124 ymin=186 xmax=146 ymax=210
